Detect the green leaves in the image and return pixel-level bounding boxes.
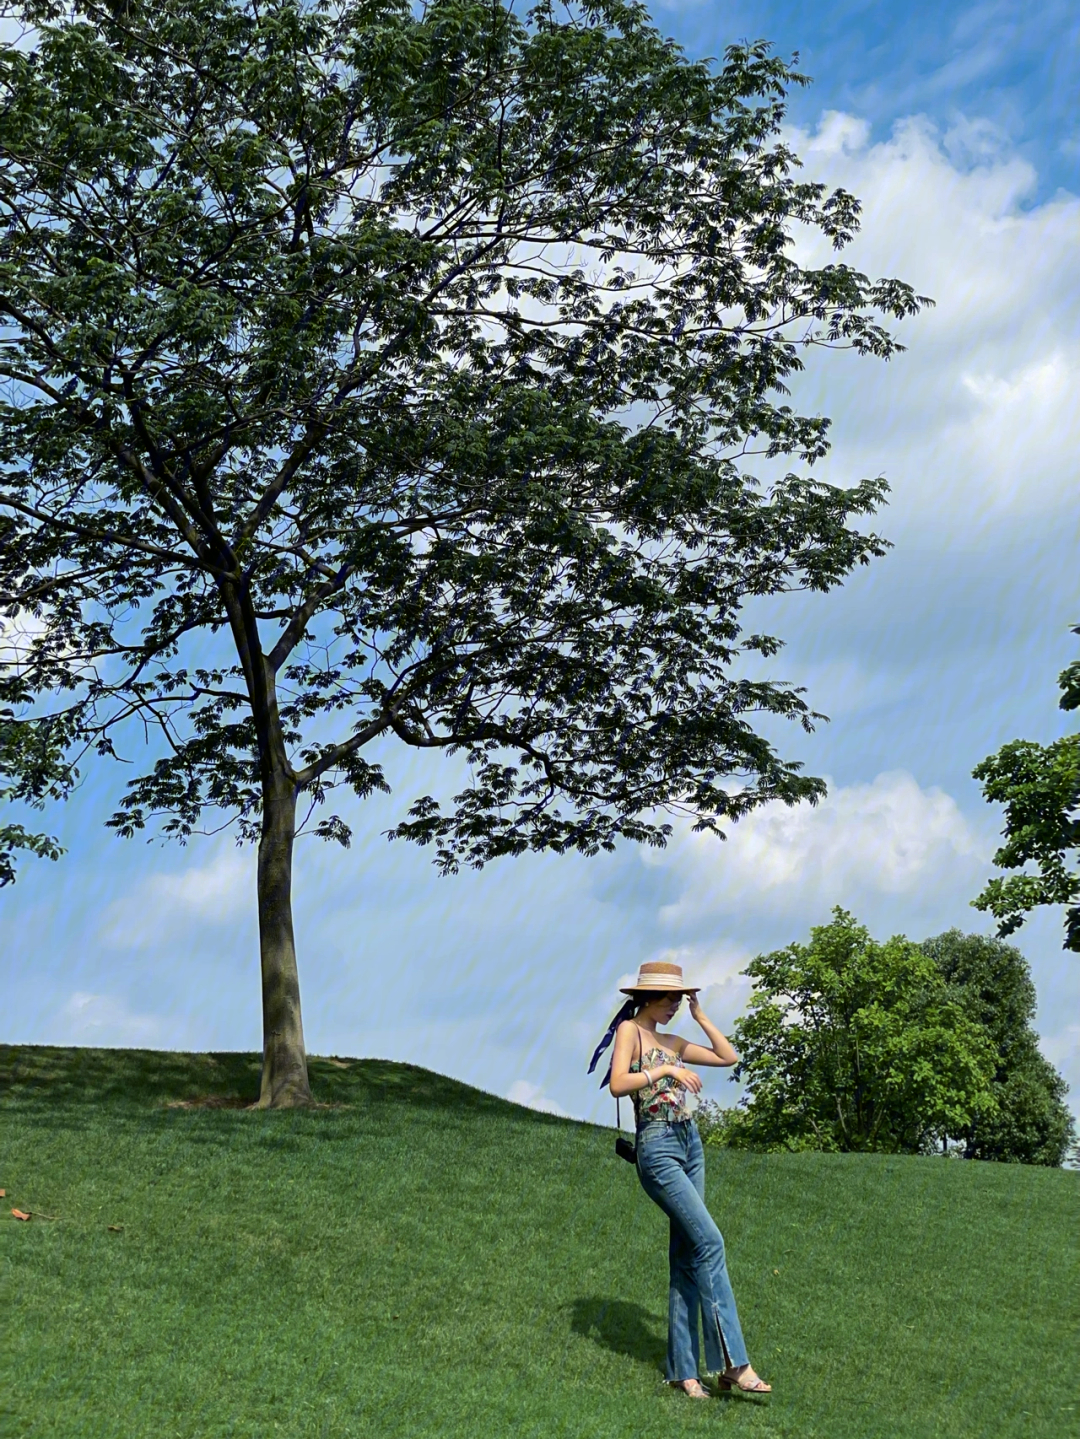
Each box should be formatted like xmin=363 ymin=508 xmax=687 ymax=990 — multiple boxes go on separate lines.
xmin=0 ymin=710 xmax=70 ymax=885
xmin=972 ymin=626 xmax=1080 ymax=951
xmin=724 ymin=919 xmax=1073 ymax=1164
xmin=726 ymin=910 xmax=998 ymax=1155
xmin=0 ymin=0 xmax=924 ymax=870
xmin=920 ymin=930 xmax=1074 ymax=1166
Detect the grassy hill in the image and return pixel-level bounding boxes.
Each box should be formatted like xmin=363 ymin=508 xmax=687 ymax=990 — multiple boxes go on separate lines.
xmin=1 ymin=1046 xmax=1076 ymax=1439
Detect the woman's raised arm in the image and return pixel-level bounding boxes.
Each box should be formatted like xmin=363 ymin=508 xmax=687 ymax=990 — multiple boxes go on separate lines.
xmin=677 ymin=995 xmax=739 ymax=1068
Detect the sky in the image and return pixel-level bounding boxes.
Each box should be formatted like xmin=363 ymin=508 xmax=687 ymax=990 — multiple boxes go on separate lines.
xmin=3 ymin=0 xmax=1080 ymax=1131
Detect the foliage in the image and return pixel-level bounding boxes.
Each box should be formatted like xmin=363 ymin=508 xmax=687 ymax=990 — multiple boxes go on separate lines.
xmin=0 ymin=0 xmax=924 ymax=857
xmin=973 ymin=626 xmax=1080 ymax=951
xmin=691 ymin=1096 xmax=740 ymax=1147
xmin=3 ymin=1045 xmax=1077 ymax=1439
xmin=725 ymin=910 xmax=998 ymax=1154
xmin=0 ymin=709 xmax=69 ymax=884
xmin=920 ymin=930 xmax=1074 ymax=1166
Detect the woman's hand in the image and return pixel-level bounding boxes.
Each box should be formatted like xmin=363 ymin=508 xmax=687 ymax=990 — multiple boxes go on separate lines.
xmin=688 ymin=992 xmax=705 ymax=1024
xmin=664 ymin=1063 xmax=702 ymax=1094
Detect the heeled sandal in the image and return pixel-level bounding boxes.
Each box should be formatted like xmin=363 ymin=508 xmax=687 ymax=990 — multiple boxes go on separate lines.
xmin=717 ymin=1369 xmax=772 ymax=1394
xmin=676 ymin=1379 xmax=711 ymax=1399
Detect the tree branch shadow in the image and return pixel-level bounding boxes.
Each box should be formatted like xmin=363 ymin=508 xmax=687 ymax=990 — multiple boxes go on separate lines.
xmin=0 ymin=1046 xmax=543 ymax=1120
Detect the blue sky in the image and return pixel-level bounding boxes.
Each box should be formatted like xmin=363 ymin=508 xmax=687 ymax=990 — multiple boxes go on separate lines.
xmin=3 ymin=0 xmax=1079 ymax=1129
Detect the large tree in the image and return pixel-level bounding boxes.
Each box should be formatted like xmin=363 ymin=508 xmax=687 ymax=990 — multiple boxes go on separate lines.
xmin=921 ymin=930 xmax=1073 ymax=1166
xmin=0 ymin=0 xmax=924 ymax=1104
xmin=973 ymin=626 xmax=1080 ymax=953
xmin=727 ymin=911 xmax=997 ymax=1154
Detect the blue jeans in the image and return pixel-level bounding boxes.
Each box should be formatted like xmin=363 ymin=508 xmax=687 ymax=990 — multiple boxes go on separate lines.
xmin=635 ymin=1119 xmax=749 ymax=1382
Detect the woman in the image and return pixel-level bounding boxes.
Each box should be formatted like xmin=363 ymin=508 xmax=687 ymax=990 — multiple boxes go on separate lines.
xmin=608 ymin=960 xmax=771 ymax=1399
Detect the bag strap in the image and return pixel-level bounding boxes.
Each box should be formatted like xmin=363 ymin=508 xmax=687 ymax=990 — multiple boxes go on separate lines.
xmin=616 ymin=1021 xmax=645 ymax=1133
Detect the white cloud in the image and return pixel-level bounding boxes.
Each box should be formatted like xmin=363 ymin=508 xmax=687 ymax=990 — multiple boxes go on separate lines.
xmin=59 ymin=991 xmax=165 ymax=1046
xmin=805 ymin=111 xmax=872 ymax=157
xmin=97 ymin=847 xmax=251 ymax=949
xmin=147 ymin=849 xmax=250 ymax=915
xmin=648 ymin=770 xmax=984 ymax=926
xmin=782 ymin=112 xmax=1080 ymax=538
xmin=951 ymin=352 xmax=1078 ymax=514
xmin=506 ymin=1079 xmax=570 ymax=1116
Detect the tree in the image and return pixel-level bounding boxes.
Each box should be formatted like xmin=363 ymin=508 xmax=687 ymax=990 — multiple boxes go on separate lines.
xmin=973 ymin=626 xmax=1080 ymax=952
xmin=0 ymin=709 xmax=68 ymax=886
xmin=0 ymin=0 xmax=925 ymax=1105
xmin=920 ymin=930 xmax=1073 ymax=1166
xmin=728 ymin=910 xmax=997 ymax=1154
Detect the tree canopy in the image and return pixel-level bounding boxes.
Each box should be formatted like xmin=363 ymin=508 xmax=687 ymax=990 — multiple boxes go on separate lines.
xmin=973 ymin=626 xmax=1080 ymax=953
xmin=921 ymin=930 xmax=1073 ymax=1166
xmin=725 ymin=910 xmax=998 ymax=1155
xmin=0 ymin=0 xmax=924 ymax=1103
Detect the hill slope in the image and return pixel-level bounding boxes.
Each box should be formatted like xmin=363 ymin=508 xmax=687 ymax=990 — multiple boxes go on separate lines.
xmin=1 ymin=1046 xmax=1076 ymax=1439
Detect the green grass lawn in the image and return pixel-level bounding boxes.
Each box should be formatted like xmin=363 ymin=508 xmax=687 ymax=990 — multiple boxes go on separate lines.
xmin=1 ymin=1046 xmax=1076 ymax=1439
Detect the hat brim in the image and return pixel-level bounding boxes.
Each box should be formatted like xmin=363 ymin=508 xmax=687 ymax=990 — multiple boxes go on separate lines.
xmin=620 ymin=983 xmax=700 ymax=995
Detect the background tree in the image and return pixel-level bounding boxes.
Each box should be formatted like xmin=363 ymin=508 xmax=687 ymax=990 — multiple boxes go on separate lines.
xmin=973 ymin=625 xmax=1080 ymax=952
xmin=920 ymin=930 xmax=1073 ymax=1166
xmin=727 ymin=910 xmax=997 ymax=1154
xmin=0 ymin=0 xmax=925 ymax=1104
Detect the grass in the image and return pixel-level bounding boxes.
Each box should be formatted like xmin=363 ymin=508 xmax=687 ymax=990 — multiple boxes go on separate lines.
xmin=1 ymin=1046 xmax=1077 ymax=1439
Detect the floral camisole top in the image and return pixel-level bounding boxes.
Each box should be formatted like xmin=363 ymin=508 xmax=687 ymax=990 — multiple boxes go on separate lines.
xmin=629 ymin=1043 xmax=694 ymax=1125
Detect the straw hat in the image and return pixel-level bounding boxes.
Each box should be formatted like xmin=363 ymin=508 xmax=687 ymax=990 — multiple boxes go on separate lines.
xmin=620 ymin=961 xmax=699 ymax=995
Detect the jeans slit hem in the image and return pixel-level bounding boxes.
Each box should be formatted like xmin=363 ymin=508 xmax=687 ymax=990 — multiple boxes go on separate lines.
xmin=712 ymin=1308 xmax=732 ymax=1371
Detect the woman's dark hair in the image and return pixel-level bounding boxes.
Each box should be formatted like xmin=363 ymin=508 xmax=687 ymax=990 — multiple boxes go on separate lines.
xmin=633 ymin=991 xmax=681 ymax=1015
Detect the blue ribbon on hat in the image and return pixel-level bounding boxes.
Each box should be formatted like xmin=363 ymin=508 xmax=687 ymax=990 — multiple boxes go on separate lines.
xmin=587 ymin=997 xmax=636 ymax=1089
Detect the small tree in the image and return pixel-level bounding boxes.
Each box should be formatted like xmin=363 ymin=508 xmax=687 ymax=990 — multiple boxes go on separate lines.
xmin=973 ymin=626 xmax=1080 ymax=952
xmin=921 ymin=930 xmax=1073 ymax=1166
xmin=0 ymin=0 xmax=924 ymax=1104
xmin=728 ymin=910 xmax=997 ymax=1153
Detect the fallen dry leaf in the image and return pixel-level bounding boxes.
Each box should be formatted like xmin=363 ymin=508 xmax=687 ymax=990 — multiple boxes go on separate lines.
xmin=12 ymin=1209 xmax=31 ymax=1221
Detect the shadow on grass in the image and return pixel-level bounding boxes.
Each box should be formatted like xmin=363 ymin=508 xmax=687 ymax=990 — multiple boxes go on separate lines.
xmin=0 ymin=1045 xmax=263 ymax=1109
xmin=0 ymin=1045 xmax=564 ymax=1123
xmin=569 ymin=1296 xmax=667 ymax=1372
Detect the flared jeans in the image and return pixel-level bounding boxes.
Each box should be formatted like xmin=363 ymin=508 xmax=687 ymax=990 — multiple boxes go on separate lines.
xmin=635 ymin=1118 xmax=749 ymax=1383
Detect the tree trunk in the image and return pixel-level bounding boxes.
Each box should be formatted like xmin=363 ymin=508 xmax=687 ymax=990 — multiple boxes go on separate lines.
xmin=254 ymin=769 xmax=312 ymax=1107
